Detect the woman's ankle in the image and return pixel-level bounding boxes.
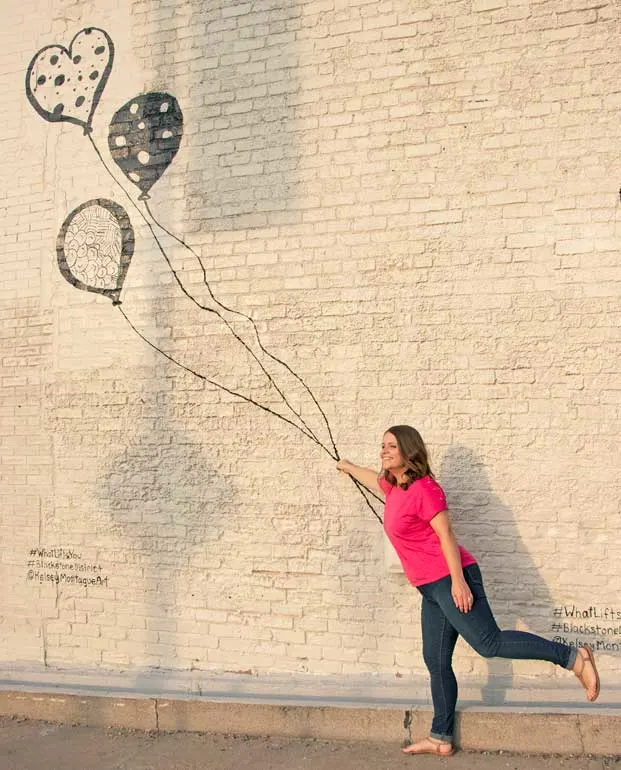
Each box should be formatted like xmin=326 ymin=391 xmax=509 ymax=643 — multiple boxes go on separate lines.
xmin=429 ymin=734 xmax=452 ymax=745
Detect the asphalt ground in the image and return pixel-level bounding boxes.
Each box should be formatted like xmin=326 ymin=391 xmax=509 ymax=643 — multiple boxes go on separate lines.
xmin=1 ymin=717 xmax=620 ymax=770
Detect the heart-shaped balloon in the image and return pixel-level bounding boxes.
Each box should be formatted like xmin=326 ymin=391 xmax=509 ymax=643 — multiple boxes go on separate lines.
xmin=26 ymin=27 xmax=114 ymax=133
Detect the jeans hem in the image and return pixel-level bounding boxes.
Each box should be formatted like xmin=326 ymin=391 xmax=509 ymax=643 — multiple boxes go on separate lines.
xmin=430 ymin=731 xmax=453 ymax=743
xmin=566 ymin=645 xmax=578 ymax=671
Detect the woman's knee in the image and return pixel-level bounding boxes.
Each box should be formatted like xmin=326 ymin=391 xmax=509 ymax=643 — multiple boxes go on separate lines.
xmin=469 ymin=634 xmax=500 ymax=659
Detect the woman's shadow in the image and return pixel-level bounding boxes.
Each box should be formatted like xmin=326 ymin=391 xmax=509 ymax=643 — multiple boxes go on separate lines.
xmin=439 ymin=445 xmax=556 ymax=706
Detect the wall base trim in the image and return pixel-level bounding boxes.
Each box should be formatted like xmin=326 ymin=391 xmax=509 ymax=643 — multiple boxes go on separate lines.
xmin=0 ymin=689 xmax=619 ymax=755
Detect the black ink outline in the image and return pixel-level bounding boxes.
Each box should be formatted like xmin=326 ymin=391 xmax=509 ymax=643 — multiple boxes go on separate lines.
xmin=25 ymin=27 xmax=114 ymax=135
xmin=25 ymin=28 xmax=384 ymax=523
xmin=108 ymin=92 xmax=183 ymax=200
xmin=56 ymin=198 xmax=133 ymax=305
xmin=96 ymin=128 xmax=383 ymax=520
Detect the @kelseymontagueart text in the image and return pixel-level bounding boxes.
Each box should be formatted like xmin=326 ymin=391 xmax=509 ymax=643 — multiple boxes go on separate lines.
xmin=26 ymin=547 xmax=110 ymax=588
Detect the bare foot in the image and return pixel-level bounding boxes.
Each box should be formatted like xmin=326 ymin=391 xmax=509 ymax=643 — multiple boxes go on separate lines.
xmin=402 ymin=736 xmax=455 ymax=756
xmin=573 ymin=646 xmax=600 ymax=702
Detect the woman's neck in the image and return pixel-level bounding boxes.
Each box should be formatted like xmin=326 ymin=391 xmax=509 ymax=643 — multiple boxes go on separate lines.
xmin=393 ymin=467 xmax=408 ymax=485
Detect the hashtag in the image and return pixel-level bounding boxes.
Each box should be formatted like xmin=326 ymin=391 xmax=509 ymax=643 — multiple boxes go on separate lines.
xmin=29 ymin=548 xmax=37 ymax=556
xmin=553 ymin=607 xmax=562 ymax=617
xmin=551 ymin=623 xmax=561 ymax=632
xmin=27 ymin=560 xmax=34 ymax=568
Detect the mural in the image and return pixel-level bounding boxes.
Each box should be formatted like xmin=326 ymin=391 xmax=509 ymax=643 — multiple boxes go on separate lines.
xmin=108 ymin=92 xmax=183 ymax=200
xmin=26 ymin=27 xmax=383 ymax=523
xmin=25 ymin=27 xmax=113 ymax=134
xmin=56 ymin=198 xmax=133 ymax=305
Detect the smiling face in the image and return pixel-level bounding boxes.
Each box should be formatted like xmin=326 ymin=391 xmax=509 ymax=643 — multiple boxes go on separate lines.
xmin=380 ymin=432 xmax=407 ymax=478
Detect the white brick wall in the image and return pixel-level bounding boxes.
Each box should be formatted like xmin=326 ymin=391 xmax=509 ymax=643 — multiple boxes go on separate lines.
xmin=1 ymin=0 xmax=620 ymax=702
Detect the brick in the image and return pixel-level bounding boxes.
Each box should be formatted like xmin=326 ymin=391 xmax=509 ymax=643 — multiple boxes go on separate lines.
xmin=1 ymin=0 xmax=620 ymax=703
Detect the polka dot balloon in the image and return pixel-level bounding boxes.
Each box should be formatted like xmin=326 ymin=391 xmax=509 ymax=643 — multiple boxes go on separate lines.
xmin=25 ymin=27 xmax=114 ymax=133
xmin=108 ymin=92 xmax=183 ymax=199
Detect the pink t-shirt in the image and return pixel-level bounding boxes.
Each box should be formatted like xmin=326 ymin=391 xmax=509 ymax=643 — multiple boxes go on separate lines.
xmin=380 ymin=475 xmax=476 ymax=587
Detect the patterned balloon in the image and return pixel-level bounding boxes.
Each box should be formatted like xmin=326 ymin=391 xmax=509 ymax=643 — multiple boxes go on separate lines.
xmin=25 ymin=27 xmax=114 ymax=133
xmin=108 ymin=92 xmax=183 ymax=199
xmin=56 ymin=199 xmax=134 ymax=305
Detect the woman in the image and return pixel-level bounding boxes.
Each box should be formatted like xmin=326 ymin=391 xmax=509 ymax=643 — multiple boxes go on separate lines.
xmin=336 ymin=425 xmax=600 ymax=757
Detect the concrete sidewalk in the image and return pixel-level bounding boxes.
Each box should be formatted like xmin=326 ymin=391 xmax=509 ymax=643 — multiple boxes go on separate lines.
xmin=1 ymin=717 xmax=620 ymax=770
xmin=0 ymin=690 xmax=620 ymax=758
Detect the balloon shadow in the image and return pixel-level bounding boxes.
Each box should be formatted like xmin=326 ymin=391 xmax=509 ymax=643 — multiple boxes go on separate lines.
xmin=97 ymin=382 xmax=235 ymax=677
xmin=439 ymin=445 xmax=556 ymax=706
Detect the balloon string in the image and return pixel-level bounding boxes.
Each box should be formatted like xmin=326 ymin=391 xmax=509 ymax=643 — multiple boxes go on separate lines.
xmin=89 ymin=135 xmax=383 ymax=520
xmin=141 ymin=202 xmax=325 ymax=456
xmin=351 ymin=478 xmax=384 ymax=523
xmin=118 ymin=306 xmax=383 ymax=518
xmin=117 ymin=306 xmax=329 ymax=450
xmin=142 ymin=199 xmax=339 ymax=461
xmin=87 ymin=133 xmax=333 ymax=459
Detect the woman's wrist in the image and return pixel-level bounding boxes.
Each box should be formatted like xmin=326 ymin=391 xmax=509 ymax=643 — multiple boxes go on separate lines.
xmin=451 ymin=572 xmax=466 ymax=583
xmin=337 ymin=459 xmax=356 ymax=476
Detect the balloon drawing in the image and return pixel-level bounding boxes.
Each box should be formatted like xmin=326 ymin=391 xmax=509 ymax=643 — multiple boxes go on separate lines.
xmin=108 ymin=92 xmax=183 ymax=200
xmin=25 ymin=27 xmax=114 ymax=134
xmin=26 ymin=26 xmax=383 ymax=522
xmin=56 ymin=199 xmax=134 ymax=305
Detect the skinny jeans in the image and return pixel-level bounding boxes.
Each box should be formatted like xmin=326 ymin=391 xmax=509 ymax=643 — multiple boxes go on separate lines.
xmin=417 ymin=563 xmax=577 ymax=742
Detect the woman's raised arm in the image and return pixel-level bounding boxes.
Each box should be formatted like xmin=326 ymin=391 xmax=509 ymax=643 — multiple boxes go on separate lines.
xmin=336 ymin=459 xmax=383 ymax=495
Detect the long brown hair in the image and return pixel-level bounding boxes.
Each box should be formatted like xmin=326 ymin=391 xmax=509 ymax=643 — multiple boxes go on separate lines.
xmin=383 ymin=425 xmax=434 ymax=490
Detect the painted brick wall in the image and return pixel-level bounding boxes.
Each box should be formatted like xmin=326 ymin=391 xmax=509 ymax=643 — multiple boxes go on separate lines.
xmin=1 ymin=0 xmax=620 ymax=702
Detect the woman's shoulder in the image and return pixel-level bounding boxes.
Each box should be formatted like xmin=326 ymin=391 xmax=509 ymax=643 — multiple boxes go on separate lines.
xmin=409 ymin=475 xmax=445 ymax=495
xmin=418 ymin=474 xmax=441 ymax=486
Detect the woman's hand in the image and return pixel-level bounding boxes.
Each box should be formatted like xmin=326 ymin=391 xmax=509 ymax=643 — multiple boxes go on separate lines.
xmin=335 ymin=460 xmax=384 ymax=495
xmin=430 ymin=513 xmax=474 ymax=613
xmin=451 ymin=576 xmax=474 ymax=613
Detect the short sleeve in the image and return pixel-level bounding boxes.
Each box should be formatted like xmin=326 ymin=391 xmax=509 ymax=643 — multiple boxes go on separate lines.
xmin=378 ymin=475 xmax=392 ymax=495
xmin=416 ymin=477 xmax=448 ymax=522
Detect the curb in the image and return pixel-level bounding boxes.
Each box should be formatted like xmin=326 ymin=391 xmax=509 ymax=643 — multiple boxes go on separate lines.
xmin=0 ymin=691 xmax=619 ymax=755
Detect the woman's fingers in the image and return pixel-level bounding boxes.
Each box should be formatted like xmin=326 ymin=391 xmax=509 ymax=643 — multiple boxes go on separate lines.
xmin=453 ymin=591 xmax=474 ymax=613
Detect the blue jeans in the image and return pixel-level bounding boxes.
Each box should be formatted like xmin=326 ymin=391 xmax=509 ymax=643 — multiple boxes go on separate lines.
xmin=417 ymin=563 xmax=577 ymax=742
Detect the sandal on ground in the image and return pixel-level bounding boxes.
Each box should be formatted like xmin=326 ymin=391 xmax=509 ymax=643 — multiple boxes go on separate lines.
xmin=402 ymin=736 xmax=455 ymax=756
xmin=574 ymin=646 xmax=600 ymax=702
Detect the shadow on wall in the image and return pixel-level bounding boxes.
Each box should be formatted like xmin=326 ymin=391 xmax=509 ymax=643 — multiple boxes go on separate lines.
xmin=137 ymin=0 xmax=304 ymax=229
xmin=97 ymin=382 xmax=235 ymax=678
xmin=440 ymin=445 xmax=555 ymax=706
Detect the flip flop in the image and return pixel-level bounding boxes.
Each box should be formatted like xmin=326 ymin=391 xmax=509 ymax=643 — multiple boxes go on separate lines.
xmin=402 ymin=737 xmax=455 ymax=756
xmin=575 ymin=646 xmax=600 ymax=702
